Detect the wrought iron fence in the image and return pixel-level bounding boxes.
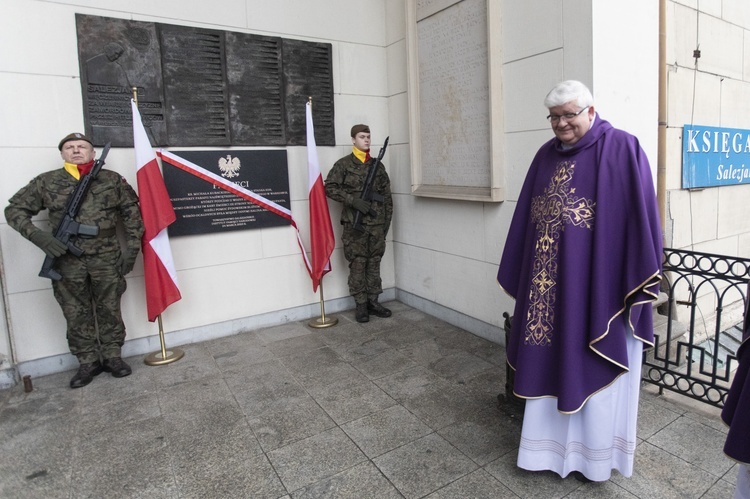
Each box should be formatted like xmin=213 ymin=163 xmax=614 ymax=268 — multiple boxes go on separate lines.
xmin=642 ymin=247 xmax=750 ymax=408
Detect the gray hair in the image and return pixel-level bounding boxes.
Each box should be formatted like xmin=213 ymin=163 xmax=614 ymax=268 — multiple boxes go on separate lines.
xmin=544 ymin=80 xmax=594 ymax=109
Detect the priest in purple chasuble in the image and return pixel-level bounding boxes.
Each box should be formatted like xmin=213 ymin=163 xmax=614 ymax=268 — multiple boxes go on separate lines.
xmin=497 ymin=80 xmax=662 ymax=482
xmin=722 ymin=286 xmax=750 ymax=498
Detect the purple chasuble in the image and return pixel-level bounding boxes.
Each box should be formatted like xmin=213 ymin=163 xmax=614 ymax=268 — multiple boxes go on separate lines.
xmin=497 ymin=115 xmax=662 ymax=413
xmin=721 ymin=287 xmax=750 ymax=464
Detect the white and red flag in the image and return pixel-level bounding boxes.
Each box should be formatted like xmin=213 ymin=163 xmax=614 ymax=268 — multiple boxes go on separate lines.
xmin=305 ymin=100 xmax=335 ymax=291
xmin=131 ymin=99 xmax=181 ymax=322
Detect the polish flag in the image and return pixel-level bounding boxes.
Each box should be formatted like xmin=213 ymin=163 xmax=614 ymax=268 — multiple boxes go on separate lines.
xmin=306 ymin=100 xmax=335 ymax=291
xmin=132 ymin=99 xmax=181 ymax=321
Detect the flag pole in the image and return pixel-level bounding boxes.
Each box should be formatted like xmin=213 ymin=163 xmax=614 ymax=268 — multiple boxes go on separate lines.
xmin=308 ymin=275 xmax=338 ymax=328
xmin=132 ymin=86 xmax=184 ymax=366
xmin=305 ymin=96 xmax=338 ymax=329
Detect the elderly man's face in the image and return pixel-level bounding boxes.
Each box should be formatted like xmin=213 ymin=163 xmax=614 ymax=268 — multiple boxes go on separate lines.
xmin=548 ymin=102 xmax=595 ymax=146
xmin=60 ymin=140 xmax=96 ymax=165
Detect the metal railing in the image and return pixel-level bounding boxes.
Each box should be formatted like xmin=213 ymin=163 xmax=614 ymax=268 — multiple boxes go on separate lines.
xmin=642 ymin=247 xmax=750 ymax=408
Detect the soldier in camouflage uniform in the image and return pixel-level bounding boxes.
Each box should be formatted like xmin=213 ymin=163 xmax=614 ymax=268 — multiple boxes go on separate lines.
xmin=325 ymin=124 xmax=393 ymax=323
xmin=5 ymin=133 xmax=145 ymax=388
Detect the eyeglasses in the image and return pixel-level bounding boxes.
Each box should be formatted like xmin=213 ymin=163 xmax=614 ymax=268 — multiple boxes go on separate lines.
xmin=547 ymin=106 xmax=589 ymax=123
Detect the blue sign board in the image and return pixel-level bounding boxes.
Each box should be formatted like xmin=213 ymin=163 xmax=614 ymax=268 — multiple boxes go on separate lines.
xmin=682 ymin=124 xmax=750 ymax=188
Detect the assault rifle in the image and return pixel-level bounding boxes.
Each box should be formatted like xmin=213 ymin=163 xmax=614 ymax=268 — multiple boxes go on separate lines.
xmin=352 ymin=136 xmax=389 ymax=233
xmin=39 ymin=143 xmax=111 ymax=281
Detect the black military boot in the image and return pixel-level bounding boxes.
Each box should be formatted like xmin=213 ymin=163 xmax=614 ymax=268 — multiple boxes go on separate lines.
xmin=367 ymin=298 xmax=392 ymax=318
xmin=69 ymin=361 xmax=104 ymax=389
xmin=103 ymin=357 xmax=132 ymax=378
xmin=355 ymin=303 xmax=369 ymax=323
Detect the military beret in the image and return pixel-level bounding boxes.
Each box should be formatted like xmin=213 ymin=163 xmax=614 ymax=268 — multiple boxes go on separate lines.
xmin=350 ymin=124 xmax=370 ymax=137
xmin=58 ymin=132 xmax=93 ymax=151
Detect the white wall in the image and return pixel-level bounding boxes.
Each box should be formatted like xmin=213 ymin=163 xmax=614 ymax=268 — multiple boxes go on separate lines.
xmin=2 ymin=0 xmax=747 ymax=382
xmin=0 ymin=0 xmax=395 ymax=379
xmin=665 ymin=0 xmax=750 ymax=258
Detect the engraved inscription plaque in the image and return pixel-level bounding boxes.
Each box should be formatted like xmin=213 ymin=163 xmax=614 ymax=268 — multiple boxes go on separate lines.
xmin=226 ymin=33 xmax=285 ymax=145
xmin=76 ymin=15 xmax=167 ymax=146
xmin=162 ymin=150 xmax=291 ymax=236
xmin=159 ymin=25 xmax=231 ymax=145
xmin=406 ymin=0 xmax=505 ymax=201
xmin=282 ymin=39 xmax=335 ymax=146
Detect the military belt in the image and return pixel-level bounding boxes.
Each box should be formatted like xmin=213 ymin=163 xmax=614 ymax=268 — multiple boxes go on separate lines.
xmin=98 ymin=228 xmax=117 ymax=238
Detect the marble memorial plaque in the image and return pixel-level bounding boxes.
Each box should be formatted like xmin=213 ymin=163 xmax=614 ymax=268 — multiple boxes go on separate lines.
xmin=417 ymin=0 xmax=490 ymax=188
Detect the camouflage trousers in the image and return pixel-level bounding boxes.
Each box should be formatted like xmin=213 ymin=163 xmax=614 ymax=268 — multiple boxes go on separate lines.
xmin=342 ymin=224 xmax=387 ymax=305
xmin=51 ymin=251 xmax=127 ymax=364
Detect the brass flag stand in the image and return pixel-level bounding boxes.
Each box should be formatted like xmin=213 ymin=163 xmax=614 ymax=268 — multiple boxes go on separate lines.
xmin=144 ymin=314 xmax=185 ymax=365
xmin=308 ymin=276 xmax=338 ymax=328
xmin=132 ymin=86 xmax=185 ymax=366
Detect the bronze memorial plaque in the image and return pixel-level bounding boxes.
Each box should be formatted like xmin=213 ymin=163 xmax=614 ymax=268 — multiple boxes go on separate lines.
xmin=76 ymin=15 xmax=167 ymax=146
xmin=75 ymin=14 xmax=335 ymax=147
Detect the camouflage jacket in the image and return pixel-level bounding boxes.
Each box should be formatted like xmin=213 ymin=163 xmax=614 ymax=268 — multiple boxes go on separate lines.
xmin=5 ymin=168 xmax=144 ymax=256
xmin=325 ymin=153 xmax=392 ymax=229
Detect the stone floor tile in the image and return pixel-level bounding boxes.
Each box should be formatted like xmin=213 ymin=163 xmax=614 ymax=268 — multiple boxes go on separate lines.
xmin=438 ymin=407 xmax=520 ymax=465
xmin=426 ymin=350 xmax=496 ymax=385
xmin=203 ymin=328 xmax=262 ymax=354
xmin=561 ymin=481 xmax=640 ymax=498
xmin=354 ymin=348 xmax=418 ymax=380
xmin=398 ymin=337 xmax=462 ymax=366
xmin=254 ymin=322 xmax=313 ymax=344
xmin=177 ymin=452 xmax=285 ymax=499
xmin=1 ymin=301 xmax=738 ymax=498
xmin=645 ymin=414 xmax=733 ymax=477
xmin=227 ymin=364 xmax=310 ymax=418
xmin=170 ymin=423 xmax=281 ymax=498
xmin=265 ymin=333 xmax=327 ymax=358
xmin=401 ymin=381 xmax=487 ymax=430
xmin=700 ymin=477 xmax=738 ymax=499
xmin=611 ymin=441 xmax=716 ymax=498
xmin=484 ymin=450 xmax=582 ymax=499
xmin=335 ymin=336 xmax=393 ymax=362
xmin=267 ymin=427 xmax=367 ymax=492
xmin=211 ymin=340 xmax=276 ymax=372
xmin=378 ymin=323 xmax=435 ymax=349
xmin=0 ymin=385 xmax=80 ymax=432
xmin=462 ymin=365 xmax=507 ymax=399
xmin=70 ymin=417 xmax=179 ymax=498
xmin=466 ymin=337 xmax=508 ymax=366
xmin=78 ymin=392 xmax=162 ymax=432
xmin=157 ymin=375 xmax=238 ymax=415
xmin=373 ymin=432 xmax=478 ymax=499
xmin=341 ymin=404 xmax=433 ymax=458
xmin=374 ymin=365 xmax=446 ymax=401
xmin=306 ymin=372 xmax=396 ymax=424
xmin=279 ymin=346 xmax=362 ymax=389
xmin=424 ymin=468 xmax=518 ymax=498
xmin=148 ymin=346 xmax=222 ymax=388
xmin=292 ymin=461 xmax=402 ymax=499
xmin=0 ymin=418 xmax=77 ymax=499
xmin=247 ymin=396 xmax=336 ymax=452
xmin=635 ymin=392 xmax=682 ymax=439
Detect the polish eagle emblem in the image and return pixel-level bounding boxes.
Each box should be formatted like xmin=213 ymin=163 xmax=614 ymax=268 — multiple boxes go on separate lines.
xmin=218 ymin=154 xmax=241 ymax=178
